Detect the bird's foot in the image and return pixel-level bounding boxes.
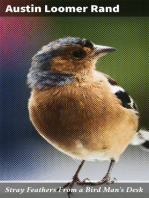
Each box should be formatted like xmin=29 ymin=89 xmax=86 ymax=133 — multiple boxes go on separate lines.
xmin=58 ymin=175 xmax=90 ymax=190
xmin=57 ymin=175 xmax=90 ymax=197
xmin=84 ymin=174 xmax=117 ymax=186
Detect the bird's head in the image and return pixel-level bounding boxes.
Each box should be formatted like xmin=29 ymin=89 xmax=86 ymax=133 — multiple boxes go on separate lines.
xmin=27 ymin=37 xmax=116 ymax=89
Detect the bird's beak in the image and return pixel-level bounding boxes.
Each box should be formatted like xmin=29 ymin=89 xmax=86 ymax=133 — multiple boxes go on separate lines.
xmin=92 ymin=44 xmax=116 ymax=58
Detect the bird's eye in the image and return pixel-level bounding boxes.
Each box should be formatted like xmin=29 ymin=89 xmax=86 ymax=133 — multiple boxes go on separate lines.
xmin=72 ymin=50 xmax=86 ymax=58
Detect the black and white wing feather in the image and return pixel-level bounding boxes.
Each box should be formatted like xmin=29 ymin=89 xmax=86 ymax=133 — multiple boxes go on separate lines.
xmin=104 ymin=73 xmax=149 ymax=150
xmin=103 ymin=73 xmax=138 ymax=114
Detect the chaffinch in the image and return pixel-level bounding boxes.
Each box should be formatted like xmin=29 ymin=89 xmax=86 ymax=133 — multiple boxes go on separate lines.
xmin=27 ymin=37 xmax=149 ymax=191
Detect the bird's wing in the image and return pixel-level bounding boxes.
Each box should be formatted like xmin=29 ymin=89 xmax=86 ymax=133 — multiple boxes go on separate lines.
xmin=103 ymin=73 xmax=138 ymax=112
xmin=103 ymin=73 xmax=149 ymax=150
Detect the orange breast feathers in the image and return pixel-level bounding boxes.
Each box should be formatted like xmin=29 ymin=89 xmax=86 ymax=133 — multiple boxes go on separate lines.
xmin=28 ymin=72 xmax=138 ymax=161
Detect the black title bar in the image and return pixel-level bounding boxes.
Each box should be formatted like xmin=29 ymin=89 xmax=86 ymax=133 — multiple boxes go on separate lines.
xmin=0 ymin=0 xmax=149 ymax=17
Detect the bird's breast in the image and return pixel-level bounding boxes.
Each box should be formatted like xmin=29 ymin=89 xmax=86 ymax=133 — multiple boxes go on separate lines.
xmin=28 ymin=80 xmax=138 ymax=161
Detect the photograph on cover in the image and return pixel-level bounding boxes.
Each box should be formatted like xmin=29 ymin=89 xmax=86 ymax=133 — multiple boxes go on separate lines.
xmin=0 ymin=16 xmax=149 ymax=188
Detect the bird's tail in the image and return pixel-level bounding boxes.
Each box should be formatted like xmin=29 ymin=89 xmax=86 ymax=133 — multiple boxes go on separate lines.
xmin=130 ymin=130 xmax=149 ymax=151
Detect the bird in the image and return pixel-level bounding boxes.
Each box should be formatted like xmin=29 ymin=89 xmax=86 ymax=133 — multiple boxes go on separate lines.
xmin=27 ymin=37 xmax=149 ymax=190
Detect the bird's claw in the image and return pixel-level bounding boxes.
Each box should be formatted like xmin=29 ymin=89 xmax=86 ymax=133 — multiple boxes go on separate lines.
xmin=57 ymin=176 xmax=90 ymax=195
xmin=84 ymin=175 xmax=117 ymax=186
xmin=101 ymin=174 xmax=115 ymax=184
xmin=57 ymin=176 xmax=90 ymax=198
